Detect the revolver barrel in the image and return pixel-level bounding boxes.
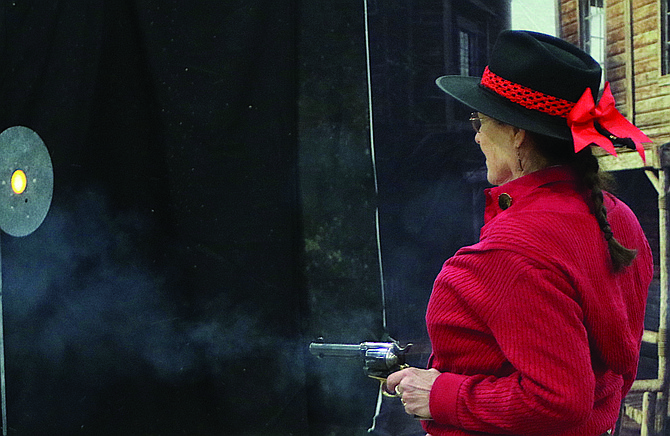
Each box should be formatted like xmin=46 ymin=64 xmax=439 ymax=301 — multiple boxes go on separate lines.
xmin=309 ymin=340 xmax=411 ymax=379
xmin=308 ymin=342 xmax=365 ymax=358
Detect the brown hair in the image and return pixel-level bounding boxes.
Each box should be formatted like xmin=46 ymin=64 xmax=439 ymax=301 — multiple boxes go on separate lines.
xmin=529 ymin=132 xmax=637 ymax=272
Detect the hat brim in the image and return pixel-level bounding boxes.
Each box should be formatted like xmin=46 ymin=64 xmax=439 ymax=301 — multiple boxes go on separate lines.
xmin=436 ymin=75 xmax=573 ymax=141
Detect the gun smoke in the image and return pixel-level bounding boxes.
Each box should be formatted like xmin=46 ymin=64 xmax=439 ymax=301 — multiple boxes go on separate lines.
xmin=1 ymin=189 xmax=305 ymax=434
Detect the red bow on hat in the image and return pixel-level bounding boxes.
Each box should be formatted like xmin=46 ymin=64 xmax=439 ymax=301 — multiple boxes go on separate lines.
xmin=567 ymin=82 xmax=650 ymax=163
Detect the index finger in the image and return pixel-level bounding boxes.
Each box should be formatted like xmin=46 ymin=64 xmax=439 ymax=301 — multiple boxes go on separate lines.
xmin=385 ymin=367 xmax=412 ymax=393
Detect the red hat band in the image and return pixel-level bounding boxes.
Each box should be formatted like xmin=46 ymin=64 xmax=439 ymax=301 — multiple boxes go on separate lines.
xmin=480 ymin=66 xmax=576 ymax=117
xmin=480 ymin=66 xmax=649 ymax=163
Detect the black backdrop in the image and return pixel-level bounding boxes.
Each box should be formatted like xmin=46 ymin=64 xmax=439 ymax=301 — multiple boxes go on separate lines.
xmin=0 ymin=2 xmax=661 ymax=436
xmin=0 ymin=1 xmax=313 ymax=435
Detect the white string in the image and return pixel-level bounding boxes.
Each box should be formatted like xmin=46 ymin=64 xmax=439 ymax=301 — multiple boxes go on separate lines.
xmin=367 ymin=383 xmax=385 ymax=433
xmin=363 ymin=0 xmax=387 ymax=331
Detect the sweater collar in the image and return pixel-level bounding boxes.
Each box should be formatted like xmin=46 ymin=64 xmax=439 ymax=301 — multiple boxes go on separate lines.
xmin=484 ymin=166 xmax=576 ymax=223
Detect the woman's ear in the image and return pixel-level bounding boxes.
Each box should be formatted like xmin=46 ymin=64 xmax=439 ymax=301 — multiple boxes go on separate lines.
xmin=513 ymin=127 xmax=527 ymax=149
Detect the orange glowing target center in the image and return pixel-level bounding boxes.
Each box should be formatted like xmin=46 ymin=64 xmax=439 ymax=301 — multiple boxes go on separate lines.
xmin=11 ymin=169 xmax=27 ymax=195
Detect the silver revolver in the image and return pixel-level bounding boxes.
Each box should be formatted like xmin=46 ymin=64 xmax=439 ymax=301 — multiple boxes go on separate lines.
xmin=309 ymin=338 xmax=412 ymax=394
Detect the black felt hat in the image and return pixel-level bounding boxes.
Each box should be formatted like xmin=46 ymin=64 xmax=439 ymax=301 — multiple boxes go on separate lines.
xmin=436 ymin=30 xmax=602 ymax=140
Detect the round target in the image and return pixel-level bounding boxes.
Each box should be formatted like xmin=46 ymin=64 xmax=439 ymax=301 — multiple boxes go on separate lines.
xmin=0 ymin=126 xmax=53 ymax=237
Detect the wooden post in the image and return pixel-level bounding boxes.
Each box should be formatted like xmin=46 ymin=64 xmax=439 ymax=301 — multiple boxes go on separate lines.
xmin=642 ymin=391 xmax=656 ymax=436
xmin=660 ymin=165 xmax=670 ymax=434
xmin=621 ymin=0 xmax=635 ymax=120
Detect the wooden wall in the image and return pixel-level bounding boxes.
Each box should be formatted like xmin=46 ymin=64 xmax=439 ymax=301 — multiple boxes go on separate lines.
xmin=560 ymin=0 xmax=580 ymax=44
xmin=559 ymin=0 xmax=670 ymax=146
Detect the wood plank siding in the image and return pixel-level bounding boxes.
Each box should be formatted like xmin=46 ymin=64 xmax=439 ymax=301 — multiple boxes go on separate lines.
xmin=560 ymin=0 xmax=670 ymax=146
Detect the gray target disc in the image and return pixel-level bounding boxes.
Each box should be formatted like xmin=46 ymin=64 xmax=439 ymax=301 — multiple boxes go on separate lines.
xmin=0 ymin=126 xmax=53 ymax=237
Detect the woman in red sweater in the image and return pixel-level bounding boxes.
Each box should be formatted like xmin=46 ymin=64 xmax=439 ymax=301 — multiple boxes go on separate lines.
xmin=385 ymin=30 xmax=654 ymax=436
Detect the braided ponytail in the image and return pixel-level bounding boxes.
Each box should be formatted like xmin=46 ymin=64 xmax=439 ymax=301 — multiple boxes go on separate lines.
xmin=530 ymin=133 xmax=637 ymax=272
xmin=573 ymin=149 xmax=637 ymax=272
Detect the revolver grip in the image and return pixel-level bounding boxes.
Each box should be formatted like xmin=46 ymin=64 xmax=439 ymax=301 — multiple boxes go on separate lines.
xmin=369 ymin=364 xmax=409 ymax=397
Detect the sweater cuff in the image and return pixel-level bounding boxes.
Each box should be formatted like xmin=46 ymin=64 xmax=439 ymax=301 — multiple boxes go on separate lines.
xmin=429 ymin=372 xmax=469 ymax=426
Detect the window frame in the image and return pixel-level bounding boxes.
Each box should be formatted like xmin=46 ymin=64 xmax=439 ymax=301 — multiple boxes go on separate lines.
xmin=579 ymin=0 xmax=606 ymax=65
xmin=663 ymin=0 xmax=670 ymax=75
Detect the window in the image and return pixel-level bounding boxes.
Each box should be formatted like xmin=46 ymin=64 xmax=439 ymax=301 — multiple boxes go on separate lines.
xmin=457 ymin=17 xmax=486 ymax=78
xmin=459 ymin=30 xmax=471 ymax=76
xmin=454 ymin=17 xmax=487 ymax=122
xmin=580 ymin=0 xmax=606 ymax=66
xmin=663 ymin=0 xmax=670 ymax=75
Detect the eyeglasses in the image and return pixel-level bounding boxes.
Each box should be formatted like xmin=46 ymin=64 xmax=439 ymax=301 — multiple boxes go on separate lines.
xmin=469 ymin=112 xmax=482 ymax=133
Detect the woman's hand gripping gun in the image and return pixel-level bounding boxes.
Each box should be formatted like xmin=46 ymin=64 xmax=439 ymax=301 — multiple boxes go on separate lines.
xmin=309 ymin=339 xmax=412 ymax=397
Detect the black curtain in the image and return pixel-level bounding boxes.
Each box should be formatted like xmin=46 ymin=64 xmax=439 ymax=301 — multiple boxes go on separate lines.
xmin=0 ymin=1 xmax=305 ymax=435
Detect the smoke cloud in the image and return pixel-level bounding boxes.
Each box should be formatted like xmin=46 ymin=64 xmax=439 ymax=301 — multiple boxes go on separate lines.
xmin=0 ymin=188 xmax=304 ymax=434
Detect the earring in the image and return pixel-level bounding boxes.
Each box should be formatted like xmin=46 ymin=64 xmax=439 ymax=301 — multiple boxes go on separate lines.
xmin=516 ymin=148 xmax=524 ymax=174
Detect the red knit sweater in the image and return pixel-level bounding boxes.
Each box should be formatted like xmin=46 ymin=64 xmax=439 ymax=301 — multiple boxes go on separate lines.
xmin=423 ymin=166 xmax=653 ymax=436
